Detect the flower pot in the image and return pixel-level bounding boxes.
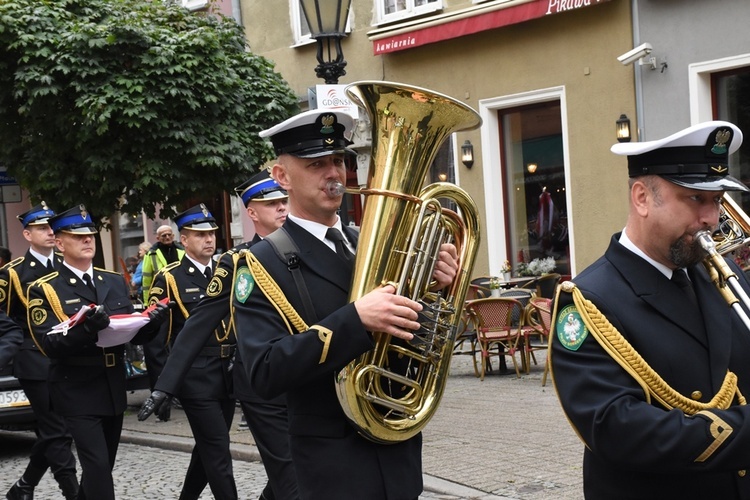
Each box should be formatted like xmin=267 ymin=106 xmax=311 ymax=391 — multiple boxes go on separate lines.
xmin=502 ymin=272 xmax=511 ymax=282
xmin=491 ymin=289 xmax=501 ymax=298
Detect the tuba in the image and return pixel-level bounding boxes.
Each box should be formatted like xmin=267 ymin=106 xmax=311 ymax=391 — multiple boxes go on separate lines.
xmin=334 ymin=81 xmax=481 ymax=444
xmin=697 ymin=193 xmax=750 ymax=331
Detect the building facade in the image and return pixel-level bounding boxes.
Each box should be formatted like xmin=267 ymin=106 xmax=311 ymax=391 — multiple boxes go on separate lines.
xmin=240 ymin=0 xmax=636 ymax=277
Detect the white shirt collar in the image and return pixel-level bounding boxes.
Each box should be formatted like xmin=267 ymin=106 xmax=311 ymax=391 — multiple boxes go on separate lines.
xmin=63 ymin=262 xmax=94 ymax=282
xmin=288 ymin=213 xmax=352 ymax=252
xmin=184 ymin=255 xmax=211 ymax=276
xmin=29 ymin=248 xmax=54 ymax=267
xmin=619 ymin=228 xmax=674 ymax=279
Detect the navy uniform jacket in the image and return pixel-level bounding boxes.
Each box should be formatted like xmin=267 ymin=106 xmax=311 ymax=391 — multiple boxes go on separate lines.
xmin=148 ymin=258 xmax=234 ymax=400
xmin=551 ymin=233 xmax=750 ymax=499
xmin=27 ymin=265 xmax=159 ymax=416
xmin=0 ymin=251 xmax=62 ymax=379
xmin=154 ymin=236 xmax=278 ymax=405
xmin=234 ymin=219 xmax=423 ymax=500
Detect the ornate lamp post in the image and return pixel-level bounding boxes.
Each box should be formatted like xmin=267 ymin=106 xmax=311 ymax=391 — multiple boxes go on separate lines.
xmin=299 ymin=0 xmax=352 ymax=84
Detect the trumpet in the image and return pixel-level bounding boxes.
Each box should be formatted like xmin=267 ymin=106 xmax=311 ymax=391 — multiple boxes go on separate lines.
xmin=698 ymin=194 xmax=750 ymax=331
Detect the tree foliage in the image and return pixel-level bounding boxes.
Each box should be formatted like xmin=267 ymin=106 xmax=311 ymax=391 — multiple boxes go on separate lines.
xmin=0 ymin=0 xmax=299 ymax=223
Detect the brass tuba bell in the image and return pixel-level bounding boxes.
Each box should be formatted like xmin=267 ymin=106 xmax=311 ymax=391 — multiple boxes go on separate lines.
xmin=334 ymin=81 xmax=482 ymax=443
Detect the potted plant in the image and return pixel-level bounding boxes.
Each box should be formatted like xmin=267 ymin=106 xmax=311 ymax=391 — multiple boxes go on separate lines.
xmin=500 ymin=260 xmax=512 ymax=282
xmin=517 ymin=256 xmax=556 ymax=277
xmin=488 ymin=276 xmax=502 ymax=297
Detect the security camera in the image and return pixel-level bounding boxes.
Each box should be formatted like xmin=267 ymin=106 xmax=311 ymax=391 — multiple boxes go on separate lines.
xmin=617 ymin=43 xmax=653 ymax=66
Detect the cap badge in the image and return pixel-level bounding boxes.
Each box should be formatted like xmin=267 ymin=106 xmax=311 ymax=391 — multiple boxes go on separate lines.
xmin=41 ymin=201 xmax=49 ymax=210
xmin=711 ymin=165 xmax=728 ymax=174
xmin=711 ymin=129 xmax=731 ymax=155
xmin=79 ymin=205 xmax=88 ymax=220
xmin=201 ymin=204 xmax=209 ymax=217
xmin=324 ymin=138 xmax=334 ymax=146
xmin=320 ymin=114 xmax=335 ymax=135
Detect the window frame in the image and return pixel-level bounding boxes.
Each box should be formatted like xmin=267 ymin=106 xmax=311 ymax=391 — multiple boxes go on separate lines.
xmin=376 ymin=0 xmax=443 ymax=26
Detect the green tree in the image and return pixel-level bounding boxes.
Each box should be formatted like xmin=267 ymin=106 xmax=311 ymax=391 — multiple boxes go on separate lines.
xmin=0 ymin=0 xmax=298 ymax=223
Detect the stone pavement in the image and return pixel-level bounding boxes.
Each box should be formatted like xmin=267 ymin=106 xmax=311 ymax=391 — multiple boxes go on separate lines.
xmin=122 ymin=351 xmax=585 ymax=499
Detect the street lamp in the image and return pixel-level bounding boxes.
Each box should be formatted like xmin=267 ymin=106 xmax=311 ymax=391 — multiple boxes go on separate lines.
xmin=299 ymin=0 xmax=352 ymax=84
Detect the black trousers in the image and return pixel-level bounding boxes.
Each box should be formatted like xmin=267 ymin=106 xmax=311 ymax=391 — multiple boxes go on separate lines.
xmin=64 ymin=412 xmax=124 ymax=500
xmin=18 ymin=378 xmax=77 ymax=479
xmin=240 ymin=399 xmax=298 ymax=500
xmin=142 ymin=329 xmax=169 ymax=391
xmin=179 ymin=396 xmax=237 ymax=500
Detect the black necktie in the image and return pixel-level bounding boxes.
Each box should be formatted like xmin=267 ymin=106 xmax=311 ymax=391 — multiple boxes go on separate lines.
xmin=326 ymin=228 xmax=354 ymax=262
xmin=204 ymin=266 xmax=213 ymax=280
xmin=46 ymin=259 xmax=54 ymax=272
xmin=82 ymin=273 xmax=96 ymax=296
xmin=671 ymin=269 xmax=698 ymax=307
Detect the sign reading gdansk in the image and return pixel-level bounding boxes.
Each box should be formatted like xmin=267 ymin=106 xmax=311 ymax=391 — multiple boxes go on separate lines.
xmin=372 ymin=0 xmax=611 ymax=55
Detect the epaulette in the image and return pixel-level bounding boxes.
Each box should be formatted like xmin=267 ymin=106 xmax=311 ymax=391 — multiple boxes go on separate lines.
xmin=30 ymin=271 xmax=59 ymax=287
xmin=94 ymin=266 xmax=123 ymax=275
xmin=157 ymin=261 xmax=182 ymax=275
xmin=2 ymin=256 xmax=24 ymax=271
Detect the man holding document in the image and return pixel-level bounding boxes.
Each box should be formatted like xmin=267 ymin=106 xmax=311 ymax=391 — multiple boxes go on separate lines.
xmin=26 ymin=204 xmax=170 ymax=500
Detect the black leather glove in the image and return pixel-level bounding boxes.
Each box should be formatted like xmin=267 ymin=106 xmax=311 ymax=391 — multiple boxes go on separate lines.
xmin=147 ymin=301 xmax=173 ymax=326
xmin=137 ymin=390 xmax=173 ymax=422
xmin=83 ymin=305 xmax=110 ymax=335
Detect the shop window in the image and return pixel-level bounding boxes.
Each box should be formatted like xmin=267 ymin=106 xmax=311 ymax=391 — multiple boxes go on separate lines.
xmin=714 ymin=67 xmax=750 ymax=268
xmin=377 ymin=0 xmax=442 ymax=25
xmin=499 ymin=101 xmax=570 ymax=277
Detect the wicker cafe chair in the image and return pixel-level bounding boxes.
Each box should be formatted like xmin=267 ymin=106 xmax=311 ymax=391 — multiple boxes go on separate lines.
xmin=453 ymin=306 xmax=480 ymax=377
xmin=523 ymin=297 xmax=554 ymax=382
xmin=464 ymin=298 xmax=525 ymax=380
xmin=535 ymin=273 xmax=562 ymax=299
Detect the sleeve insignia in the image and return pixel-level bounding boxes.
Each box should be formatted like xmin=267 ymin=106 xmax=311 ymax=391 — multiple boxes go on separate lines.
xmin=215 ymin=267 xmax=229 ymax=278
xmin=31 ymin=307 xmax=47 ymax=326
xmin=0 ymin=289 xmax=5 ymax=303
xmin=234 ymin=266 xmax=254 ymax=303
xmin=206 ymin=276 xmax=223 ymax=297
xmin=27 ymin=298 xmax=43 ymax=308
xmin=556 ymin=304 xmax=588 ymax=351
xmin=150 ymin=287 xmax=164 ymax=296
xmin=0 ymin=279 xmax=7 ymax=287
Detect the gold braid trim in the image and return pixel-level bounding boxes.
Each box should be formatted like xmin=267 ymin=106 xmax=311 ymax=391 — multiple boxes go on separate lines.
xmin=241 ymin=251 xmax=308 ymax=335
xmin=568 ymin=284 xmax=746 ymax=415
xmin=9 ymin=266 xmax=26 ymax=311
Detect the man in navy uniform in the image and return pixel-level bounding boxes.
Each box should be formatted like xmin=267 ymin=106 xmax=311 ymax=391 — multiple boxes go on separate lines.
xmin=2 ymin=203 xmax=80 ymax=500
xmin=26 ymin=204 xmax=169 ymax=500
xmin=550 ymin=121 xmax=750 ymax=498
xmin=139 ymin=174 xmax=298 ymax=500
xmin=230 ymin=109 xmax=459 ymax=499
xmin=143 ymin=204 xmax=239 ymax=500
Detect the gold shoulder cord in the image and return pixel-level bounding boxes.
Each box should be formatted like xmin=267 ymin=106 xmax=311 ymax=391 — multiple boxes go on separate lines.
xmin=25 ymin=279 xmax=68 ymax=356
xmin=566 ymin=282 xmax=746 ymax=415
xmin=233 ymin=250 xmax=309 ymax=336
xmin=9 ymin=266 xmax=26 ymax=311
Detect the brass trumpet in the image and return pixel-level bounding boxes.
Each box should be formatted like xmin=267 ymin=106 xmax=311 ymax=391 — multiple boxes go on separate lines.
xmin=697 ymin=194 xmax=750 ymax=330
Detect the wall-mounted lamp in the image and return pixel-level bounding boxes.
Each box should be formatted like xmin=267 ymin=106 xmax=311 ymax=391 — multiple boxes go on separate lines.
xmin=616 ymin=114 xmax=631 ymax=143
xmin=299 ymin=0 xmax=352 ymax=84
xmin=461 ymin=140 xmax=474 ymax=168
xmin=526 ymin=163 xmax=538 ymax=174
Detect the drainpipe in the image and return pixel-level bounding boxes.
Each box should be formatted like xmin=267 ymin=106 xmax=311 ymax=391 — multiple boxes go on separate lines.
xmin=631 ymin=0 xmax=646 ymax=141
xmin=231 ymin=0 xmax=242 ymax=24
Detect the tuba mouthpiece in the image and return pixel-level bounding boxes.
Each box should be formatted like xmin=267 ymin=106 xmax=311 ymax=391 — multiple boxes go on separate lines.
xmin=325 ymin=180 xmax=347 ymax=198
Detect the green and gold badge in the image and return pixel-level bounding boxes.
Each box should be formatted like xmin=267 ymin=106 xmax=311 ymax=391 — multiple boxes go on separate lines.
xmin=234 ymin=266 xmax=254 ymax=303
xmin=556 ymin=304 xmax=588 ymax=351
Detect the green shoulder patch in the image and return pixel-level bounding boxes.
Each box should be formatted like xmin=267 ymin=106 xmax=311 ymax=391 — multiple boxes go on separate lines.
xmin=234 ymin=266 xmax=254 ymax=303
xmin=556 ymin=304 xmax=588 ymax=351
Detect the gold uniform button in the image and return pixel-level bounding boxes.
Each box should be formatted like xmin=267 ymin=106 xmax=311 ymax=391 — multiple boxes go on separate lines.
xmin=690 ymin=391 xmax=702 ymax=400
xmin=738 ymin=470 xmax=746 ymax=477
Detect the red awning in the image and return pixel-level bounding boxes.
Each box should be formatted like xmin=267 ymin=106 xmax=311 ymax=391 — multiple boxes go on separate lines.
xmin=372 ymin=0 xmax=612 ymax=55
